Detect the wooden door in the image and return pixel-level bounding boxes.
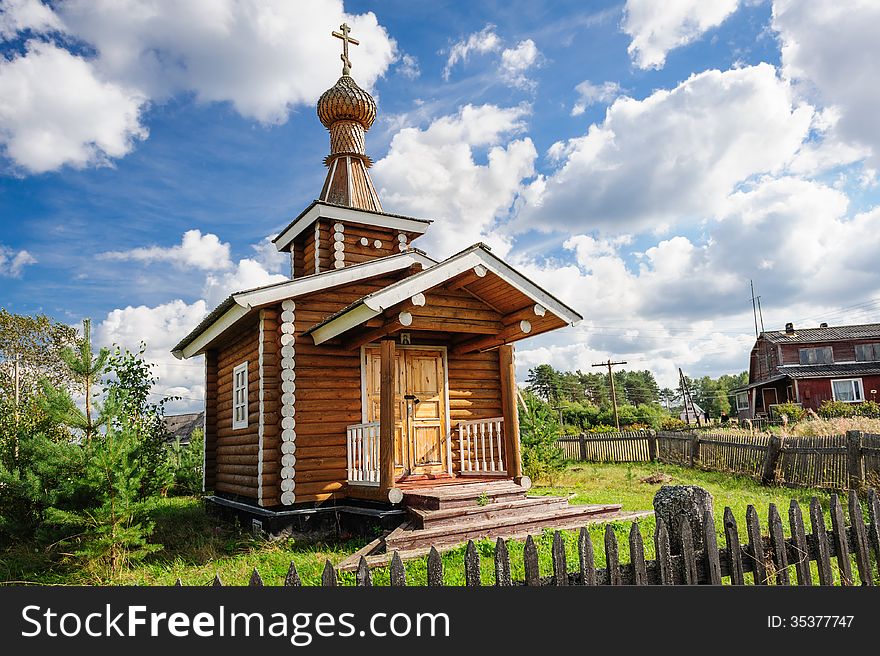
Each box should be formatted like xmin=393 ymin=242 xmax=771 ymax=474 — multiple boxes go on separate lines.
xmin=762 ymin=388 xmax=778 ymax=411
xmin=364 ymin=347 xmax=448 ymax=476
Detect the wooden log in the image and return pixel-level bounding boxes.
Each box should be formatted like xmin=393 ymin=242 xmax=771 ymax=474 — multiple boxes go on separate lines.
xmin=868 ymin=489 xmax=880 ymax=568
xmin=465 ymin=540 xmax=481 ymax=587
xmin=703 ymin=509 xmax=722 ymax=585
xmin=578 ymin=527 xmax=597 ymax=586
xmin=379 ymin=339 xmax=395 ymax=494
xmin=494 ymin=538 xmax=512 ymax=586
xmin=829 ymin=494 xmax=853 ymax=585
xmin=847 ymin=491 xmax=873 ymax=586
xmin=499 ymin=345 xmax=523 ymax=481
xmin=604 ymin=525 xmax=621 ymax=585
xmin=552 ymin=531 xmax=568 ymax=586
xmin=810 ymin=497 xmax=834 ymax=585
xmin=788 ymin=499 xmax=811 ymax=586
xmin=524 ymin=535 xmax=540 ymax=586
xmin=746 ymin=505 xmax=767 ymax=585
xmin=846 ymin=431 xmax=865 ymax=490
xmin=679 ymin=517 xmax=697 ymax=585
xmin=655 ymin=519 xmax=674 ymax=585
xmin=629 ymin=523 xmax=648 ymax=586
xmin=427 ymin=547 xmax=443 ymax=586
xmin=321 ymin=560 xmax=337 ymax=587
xmin=390 ymin=552 xmax=407 ymax=587
xmin=761 ymin=435 xmax=783 ymax=485
xmin=768 ymin=503 xmax=790 ymax=585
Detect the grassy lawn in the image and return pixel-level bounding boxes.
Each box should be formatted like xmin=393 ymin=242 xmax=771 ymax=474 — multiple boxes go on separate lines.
xmin=2 ymin=461 xmax=872 ymax=586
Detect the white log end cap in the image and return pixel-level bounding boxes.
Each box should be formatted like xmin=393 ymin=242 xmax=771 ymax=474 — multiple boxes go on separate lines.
xmin=388 ymin=487 xmax=404 ymax=504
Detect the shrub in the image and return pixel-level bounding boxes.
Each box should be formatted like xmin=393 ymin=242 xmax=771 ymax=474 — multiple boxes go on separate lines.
xmin=168 ymin=429 xmax=204 ymax=496
xmin=818 ymin=400 xmax=855 ymax=418
xmin=773 ymin=402 xmax=806 ymax=422
xmin=857 ymin=400 xmax=880 ymax=418
xmin=519 ymin=395 xmax=565 ymax=482
xmin=660 ymin=416 xmax=687 ymax=431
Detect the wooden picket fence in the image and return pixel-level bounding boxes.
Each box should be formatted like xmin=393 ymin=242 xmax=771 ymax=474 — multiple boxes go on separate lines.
xmin=182 ymin=489 xmax=880 ymax=587
xmin=556 ymin=430 xmax=880 ymax=492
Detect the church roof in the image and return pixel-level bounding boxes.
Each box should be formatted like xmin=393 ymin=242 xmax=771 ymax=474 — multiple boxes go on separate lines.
xmin=171 ymin=249 xmax=436 ymax=359
xmin=303 ymin=243 xmax=583 ymax=347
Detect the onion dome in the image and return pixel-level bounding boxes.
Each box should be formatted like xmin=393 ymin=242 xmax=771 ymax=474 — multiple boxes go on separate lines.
xmin=317 ymin=75 xmax=377 ymax=130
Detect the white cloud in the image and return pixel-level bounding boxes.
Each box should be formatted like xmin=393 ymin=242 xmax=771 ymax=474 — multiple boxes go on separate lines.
xmin=0 ymin=40 xmax=148 ymax=173
xmin=0 ymin=244 xmax=36 ymax=277
xmin=0 ymin=0 xmax=63 ymax=38
xmin=442 ymin=24 xmax=501 ymax=80
xmin=95 ymin=299 xmax=209 ymax=413
xmin=101 ymin=229 xmax=233 ymax=271
xmin=372 ymin=104 xmax=537 ymax=258
xmin=571 ymin=80 xmax=621 ymax=116
xmin=397 ymin=53 xmax=420 ymax=80
xmin=517 ymin=64 xmax=813 ymax=235
xmin=55 ymin=0 xmax=396 ymax=124
xmin=500 ymin=39 xmax=542 ymax=90
xmin=773 ymin=0 xmax=880 ymax=166
xmin=623 ymin=0 xmax=741 ymax=69
xmin=202 ymin=258 xmax=288 ymax=308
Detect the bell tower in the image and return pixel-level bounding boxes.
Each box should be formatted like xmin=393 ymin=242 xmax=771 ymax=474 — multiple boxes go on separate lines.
xmin=273 ymin=24 xmax=431 ymax=277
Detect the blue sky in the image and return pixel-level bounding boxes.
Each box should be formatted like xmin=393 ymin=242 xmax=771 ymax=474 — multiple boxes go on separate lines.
xmin=1 ymin=0 xmax=879 ymax=411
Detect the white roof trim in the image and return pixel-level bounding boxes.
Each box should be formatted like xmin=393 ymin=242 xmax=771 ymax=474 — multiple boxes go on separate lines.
xmin=173 ymin=251 xmax=435 ymax=359
xmin=308 ymin=246 xmax=582 ymax=345
xmin=176 ymin=305 xmax=249 ymax=360
xmin=274 ymin=203 xmax=430 ymax=252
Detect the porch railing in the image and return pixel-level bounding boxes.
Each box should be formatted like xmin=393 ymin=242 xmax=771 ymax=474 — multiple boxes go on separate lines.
xmin=346 ymin=421 xmax=380 ymax=486
xmin=458 ymin=416 xmax=506 ymax=475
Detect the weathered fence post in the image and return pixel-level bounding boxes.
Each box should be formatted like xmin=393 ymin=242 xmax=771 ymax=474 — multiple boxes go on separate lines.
xmin=760 ymin=435 xmax=783 ymax=485
xmin=647 ymin=430 xmax=657 ymax=462
xmin=690 ymin=434 xmax=701 ymax=468
xmin=578 ymin=434 xmax=587 ymax=461
xmin=846 ymin=431 xmax=865 ymax=490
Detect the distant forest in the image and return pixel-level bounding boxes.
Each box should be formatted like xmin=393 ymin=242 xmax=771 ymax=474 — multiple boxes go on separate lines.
xmin=523 ymin=364 xmax=748 ymax=433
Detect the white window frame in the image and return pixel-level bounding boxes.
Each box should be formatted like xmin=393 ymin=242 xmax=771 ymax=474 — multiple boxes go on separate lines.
xmin=232 ymin=361 xmax=249 ymax=429
xmin=831 ymin=378 xmax=864 ymax=403
xmin=735 ymin=392 xmax=750 ymax=411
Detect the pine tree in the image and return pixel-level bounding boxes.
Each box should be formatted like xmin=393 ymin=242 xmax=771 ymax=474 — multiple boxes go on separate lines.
xmin=40 ymin=318 xmax=109 ymax=443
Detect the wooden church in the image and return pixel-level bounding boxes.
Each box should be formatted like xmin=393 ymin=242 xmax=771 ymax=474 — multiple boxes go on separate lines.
xmin=173 ymin=26 xmax=639 ymax=546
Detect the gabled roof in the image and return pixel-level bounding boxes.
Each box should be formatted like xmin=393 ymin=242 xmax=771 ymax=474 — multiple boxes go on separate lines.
xmin=171 ymin=250 xmax=436 ymax=359
xmin=303 ymin=243 xmax=583 ymax=345
xmin=762 ymin=323 xmax=880 ymax=344
xmin=163 ymin=412 xmax=204 ymax=443
xmin=272 ymin=200 xmax=432 ymax=252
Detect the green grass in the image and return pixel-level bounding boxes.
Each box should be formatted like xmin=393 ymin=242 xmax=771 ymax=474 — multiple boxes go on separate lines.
xmin=2 ymin=462 xmax=873 ymax=585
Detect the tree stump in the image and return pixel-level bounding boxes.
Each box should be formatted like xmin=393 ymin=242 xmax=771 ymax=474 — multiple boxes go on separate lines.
xmin=653 ymin=485 xmax=714 ymax=554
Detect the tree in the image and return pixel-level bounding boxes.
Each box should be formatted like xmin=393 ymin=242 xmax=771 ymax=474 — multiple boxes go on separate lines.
xmin=518 ymin=392 xmax=564 ymax=482
xmin=659 ymin=387 xmax=680 ymax=411
xmin=526 ymin=364 xmax=562 ymax=402
xmin=40 ymin=319 xmax=109 ymax=443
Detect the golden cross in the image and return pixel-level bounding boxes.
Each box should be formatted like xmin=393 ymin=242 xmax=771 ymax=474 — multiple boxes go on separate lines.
xmin=332 ymin=23 xmax=360 ymax=75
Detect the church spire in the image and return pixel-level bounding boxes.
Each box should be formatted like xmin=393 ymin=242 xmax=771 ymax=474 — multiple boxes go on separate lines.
xmin=316 ymin=23 xmax=383 ymax=212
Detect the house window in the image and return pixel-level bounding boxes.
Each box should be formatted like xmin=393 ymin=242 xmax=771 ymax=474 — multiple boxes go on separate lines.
xmin=831 ymin=378 xmax=864 ymax=403
xmin=855 ymin=343 xmax=880 ymax=362
xmin=735 ymin=392 xmax=749 ymax=411
xmin=799 ymin=346 xmax=833 ymax=365
xmin=232 ymin=361 xmax=249 ymax=429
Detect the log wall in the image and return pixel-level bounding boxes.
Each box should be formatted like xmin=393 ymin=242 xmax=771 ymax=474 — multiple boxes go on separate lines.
xmin=259 ymin=307 xmax=282 ymax=507
xmin=214 ymin=326 xmax=261 ymax=499
xmin=447 ymin=348 xmax=503 ymax=472
xmin=204 ymin=349 xmax=219 ymax=490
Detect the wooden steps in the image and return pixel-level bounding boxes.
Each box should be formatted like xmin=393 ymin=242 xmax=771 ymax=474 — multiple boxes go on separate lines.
xmin=376 ymin=479 xmax=648 ymax=552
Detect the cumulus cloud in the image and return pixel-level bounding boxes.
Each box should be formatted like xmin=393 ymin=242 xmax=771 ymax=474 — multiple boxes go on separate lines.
xmin=101 ymin=229 xmax=233 ymax=271
xmin=517 ymin=64 xmax=813 ymax=235
xmin=442 ymin=24 xmax=501 ymax=80
xmin=500 ymin=39 xmax=542 ymax=90
xmin=202 ymin=258 xmax=287 ymax=308
xmin=396 ymin=53 xmax=420 ymax=79
xmin=773 ymin=0 xmax=880 ymax=166
xmin=570 ymin=80 xmax=621 ymax=116
xmin=0 ymin=0 xmax=396 ymax=172
xmin=0 ymin=40 xmax=148 ymax=173
xmin=0 ymin=244 xmax=36 ymax=277
xmin=95 ymin=299 xmax=209 ymax=412
xmin=372 ymin=104 xmax=537 ymax=258
xmin=623 ymin=0 xmax=741 ymax=69
xmin=0 ymin=0 xmax=63 ymax=38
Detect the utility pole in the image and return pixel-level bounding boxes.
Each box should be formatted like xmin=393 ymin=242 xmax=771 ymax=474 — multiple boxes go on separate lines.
xmin=592 ymin=359 xmax=627 ymax=430
xmin=750 ymin=280 xmax=759 ymax=337
xmin=756 ymin=295 xmax=765 ymax=333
